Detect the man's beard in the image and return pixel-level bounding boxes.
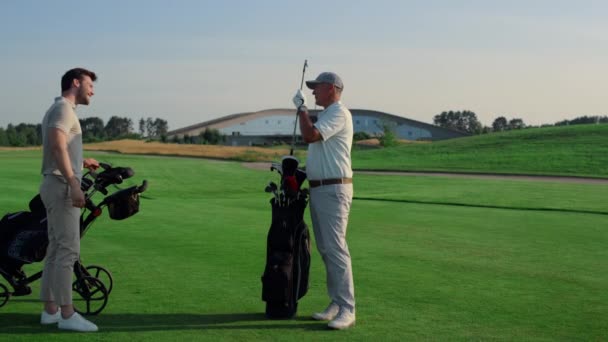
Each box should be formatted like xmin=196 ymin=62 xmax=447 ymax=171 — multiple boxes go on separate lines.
xmin=76 ymin=91 xmax=90 ymax=105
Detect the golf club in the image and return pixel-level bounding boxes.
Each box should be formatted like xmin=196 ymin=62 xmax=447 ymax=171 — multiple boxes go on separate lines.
xmin=270 ymin=163 xmax=283 ymax=176
xmin=290 ymin=59 xmax=308 ymax=156
xmin=265 ymin=181 xmax=278 ymax=193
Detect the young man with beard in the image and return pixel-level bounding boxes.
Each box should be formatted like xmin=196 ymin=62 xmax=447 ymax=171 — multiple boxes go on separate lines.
xmin=39 ymin=68 xmax=100 ymax=332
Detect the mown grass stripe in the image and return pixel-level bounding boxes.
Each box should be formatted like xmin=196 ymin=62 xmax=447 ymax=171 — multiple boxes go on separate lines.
xmin=353 ymin=197 xmax=608 ymax=216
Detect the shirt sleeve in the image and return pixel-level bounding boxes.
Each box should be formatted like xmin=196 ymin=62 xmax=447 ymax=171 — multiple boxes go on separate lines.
xmin=46 ymin=103 xmax=74 ymax=134
xmin=314 ymin=106 xmax=345 ymax=141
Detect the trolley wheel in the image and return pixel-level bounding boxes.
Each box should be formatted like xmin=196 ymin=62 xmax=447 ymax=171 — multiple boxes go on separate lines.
xmin=72 ymin=276 xmax=108 ymax=316
xmin=85 ymin=265 xmax=113 ymax=295
xmin=0 ymin=283 xmax=10 ymax=308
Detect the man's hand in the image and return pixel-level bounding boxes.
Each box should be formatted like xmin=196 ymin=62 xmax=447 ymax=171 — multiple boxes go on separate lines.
xmin=69 ymin=177 xmax=85 ymax=208
xmin=292 ymin=89 xmax=307 ymax=110
xmin=83 ymin=158 xmax=100 ymax=171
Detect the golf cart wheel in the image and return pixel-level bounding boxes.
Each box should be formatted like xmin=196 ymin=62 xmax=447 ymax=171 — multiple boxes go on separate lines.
xmin=72 ymin=276 xmax=108 ymax=316
xmin=85 ymin=265 xmax=114 ymax=295
xmin=0 ymin=283 xmax=9 ymax=308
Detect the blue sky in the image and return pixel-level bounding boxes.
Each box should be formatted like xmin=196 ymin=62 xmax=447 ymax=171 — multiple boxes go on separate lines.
xmin=1 ymin=0 xmax=606 ymax=130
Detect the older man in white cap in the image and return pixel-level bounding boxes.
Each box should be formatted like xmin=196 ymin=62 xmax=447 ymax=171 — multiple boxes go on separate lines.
xmin=292 ymin=71 xmax=355 ymax=330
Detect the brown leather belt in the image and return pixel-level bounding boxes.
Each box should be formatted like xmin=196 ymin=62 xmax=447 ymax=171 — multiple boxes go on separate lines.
xmin=309 ymin=178 xmax=353 ymax=188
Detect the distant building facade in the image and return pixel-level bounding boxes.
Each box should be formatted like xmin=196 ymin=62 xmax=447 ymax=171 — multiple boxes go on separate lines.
xmin=167 ymin=108 xmax=468 ymax=146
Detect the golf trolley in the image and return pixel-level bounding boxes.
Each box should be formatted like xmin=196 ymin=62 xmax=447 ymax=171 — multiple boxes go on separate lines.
xmin=261 ymin=156 xmax=311 ymax=319
xmin=0 ymin=163 xmax=147 ymax=315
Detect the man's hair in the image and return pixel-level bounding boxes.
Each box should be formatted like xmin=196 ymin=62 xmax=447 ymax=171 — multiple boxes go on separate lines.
xmin=61 ymin=68 xmax=97 ymax=92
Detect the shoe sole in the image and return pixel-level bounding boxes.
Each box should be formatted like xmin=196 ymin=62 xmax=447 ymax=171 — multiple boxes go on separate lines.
xmin=328 ymin=321 xmax=355 ymax=330
xmin=58 ymin=325 xmax=98 ymax=332
xmin=312 ymin=313 xmax=339 ymax=321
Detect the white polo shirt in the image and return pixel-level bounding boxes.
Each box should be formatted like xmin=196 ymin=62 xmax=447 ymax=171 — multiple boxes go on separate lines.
xmin=306 ymin=101 xmax=353 ymax=180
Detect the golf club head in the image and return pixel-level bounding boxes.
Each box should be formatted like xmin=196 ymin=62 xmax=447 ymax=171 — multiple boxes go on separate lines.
xmin=265 ymin=181 xmax=278 ymax=193
xmin=270 ymin=163 xmax=283 ymax=176
xmin=281 ymin=156 xmax=299 ymax=176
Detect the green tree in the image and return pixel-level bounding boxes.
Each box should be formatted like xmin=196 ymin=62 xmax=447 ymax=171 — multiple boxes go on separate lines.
xmin=433 ymin=110 xmax=481 ymax=134
xmin=492 ymin=116 xmax=508 ymax=132
xmin=139 ymin=117 xmax=146 ymax=137
xmin=153 ymin=118 xmax=169 ymax=137
xmin=104 ymin=116 xmax=133 ymax=139
xmin=146 ymin=117 xmax=155 ymax=137
xmin=353 ymin=131 xmax=371 ymax=141
xmin=199 ymin=127 xmax=224 ymax=145
xmin=377 ymin=122 xmax=398 ymax=147
xmin=14 ymin=123 xmax=40 ymax=146
xmin=80 ymin=117 xmax=105 ymax=142
xmin=508 ymin=118 xmax=525 ymax=130
xmin=0 ymin=127 xmax=8 ymax=146
xmin=6 ymin=124 xmax=26 ymax=147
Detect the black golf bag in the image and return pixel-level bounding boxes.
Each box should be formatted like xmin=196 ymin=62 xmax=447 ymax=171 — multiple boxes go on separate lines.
xmin=0 ymin=195 xmax=48 ymax=296
xmin=261 ymin=156 xmax=311 ymax=319
xmin=0 ymin=195 xmax=47 ymax=265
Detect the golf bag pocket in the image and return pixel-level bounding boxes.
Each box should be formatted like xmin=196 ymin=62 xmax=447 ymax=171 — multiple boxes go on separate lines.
xmin=262 ymin=252 xmax=294 ymax=303
xmin=1 ymin=211 xmax=48 ymax=263
xmin=7 ymin=230 xmax=48 ymax=263
xmin=294 ymin=224 xmax=311 ymax=300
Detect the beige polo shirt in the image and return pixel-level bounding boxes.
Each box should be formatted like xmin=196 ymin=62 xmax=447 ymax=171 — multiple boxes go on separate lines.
xmin=41 ymin=97 xmax=83 ymax=180
xmin=306 ymin=101 xmax=353 ymax=180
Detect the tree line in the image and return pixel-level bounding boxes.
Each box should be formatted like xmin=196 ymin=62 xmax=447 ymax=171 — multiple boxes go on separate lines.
xmin=0 ymin=116 xmax=169 ymax=147
xmin=433 ymin=111 xmax=608 ymax=134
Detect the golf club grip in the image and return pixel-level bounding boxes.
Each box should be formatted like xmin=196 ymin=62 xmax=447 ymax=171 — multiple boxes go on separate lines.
xmin=292 ymin=59 xmax=308 ymax=155
xmin=300 ymin=59 xmax=308 ymax=90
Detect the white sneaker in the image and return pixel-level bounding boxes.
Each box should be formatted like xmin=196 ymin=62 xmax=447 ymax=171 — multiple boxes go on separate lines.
xmin=312 ymin=302 xmax=340 ymax=321
xmin=58 ymin=312 xmax=98 ymax=332
xmin=328 ymin=307 xmax=355 ymax=330
xmin=40 ymin=308 xmax=61 ymax=325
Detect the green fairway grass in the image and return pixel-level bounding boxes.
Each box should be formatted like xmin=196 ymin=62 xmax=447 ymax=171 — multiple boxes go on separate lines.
xmin=0 ymin=151 xmax=606 ymax=341
xmin=353 ymin=124 xmax=608 ymax=177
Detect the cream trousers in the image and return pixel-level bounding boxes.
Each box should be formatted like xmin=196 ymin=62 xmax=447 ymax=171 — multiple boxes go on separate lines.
xmin=309 ymin=183 xmax=355 ymax=312
xmin=39 ymin=175 xmax=81 ymax=305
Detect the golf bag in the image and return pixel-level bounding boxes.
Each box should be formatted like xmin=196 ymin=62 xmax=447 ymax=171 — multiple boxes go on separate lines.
xmin=0 ymin=195 xmax=48 ymax=266
xmin=261 ymin=156 xmax=311 ymax=319
xmin=0 ymin=195 xmax=48 ymax=297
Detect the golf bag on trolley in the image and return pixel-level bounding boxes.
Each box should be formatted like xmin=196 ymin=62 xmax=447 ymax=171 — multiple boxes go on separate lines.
xmin=0 ymin=194 xmax=48 ymax=295
xmin=0 ymin=163 xmax=148 ymax=314
xmin=261 ymin=156 xmax=311 ymax=319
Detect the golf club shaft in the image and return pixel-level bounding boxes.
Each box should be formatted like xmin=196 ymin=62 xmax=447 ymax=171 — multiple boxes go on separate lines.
xmin=291 ymin=59 xmax=308 ymax=155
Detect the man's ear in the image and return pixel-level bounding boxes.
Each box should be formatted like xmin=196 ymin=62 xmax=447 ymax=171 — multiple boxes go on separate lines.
xmin=72 ymin=78 xmax=81 ymax=89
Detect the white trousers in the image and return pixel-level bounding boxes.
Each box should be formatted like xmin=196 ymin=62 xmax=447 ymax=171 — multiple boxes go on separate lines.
xmin=309 ymin=183 xmax=355 ymax=312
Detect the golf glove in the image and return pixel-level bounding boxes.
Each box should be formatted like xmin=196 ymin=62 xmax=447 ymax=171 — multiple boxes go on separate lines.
xmin=292 ymin=89 xmax=307 ymax=110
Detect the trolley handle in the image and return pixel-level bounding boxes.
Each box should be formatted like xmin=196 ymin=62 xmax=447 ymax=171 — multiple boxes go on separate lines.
xmin=136 ymin=180 xmax=148 ymax=194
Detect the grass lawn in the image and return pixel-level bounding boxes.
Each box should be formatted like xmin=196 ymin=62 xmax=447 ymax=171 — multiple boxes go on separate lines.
xmin=0 ymin=151 xmax=606 ymax=341
xmin=352 ymin=124 xmax=608 ymax=177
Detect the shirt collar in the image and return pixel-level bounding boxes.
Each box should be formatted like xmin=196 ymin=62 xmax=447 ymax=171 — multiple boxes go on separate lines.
xmin=322 ymin=101 xmax=341 ymax=112
xmin=56 ymin=96 xmax=77 ymax=110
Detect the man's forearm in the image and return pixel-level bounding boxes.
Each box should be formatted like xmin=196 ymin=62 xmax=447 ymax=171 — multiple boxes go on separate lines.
xmin=298 ymin=108 xmax=322 ymax=143
xmin=49 ymin=129 xmax=79 ymax=185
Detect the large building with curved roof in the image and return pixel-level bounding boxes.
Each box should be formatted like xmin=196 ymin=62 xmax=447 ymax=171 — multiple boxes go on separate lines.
xmin=167 ymin=108 xmax=468 ymax=146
